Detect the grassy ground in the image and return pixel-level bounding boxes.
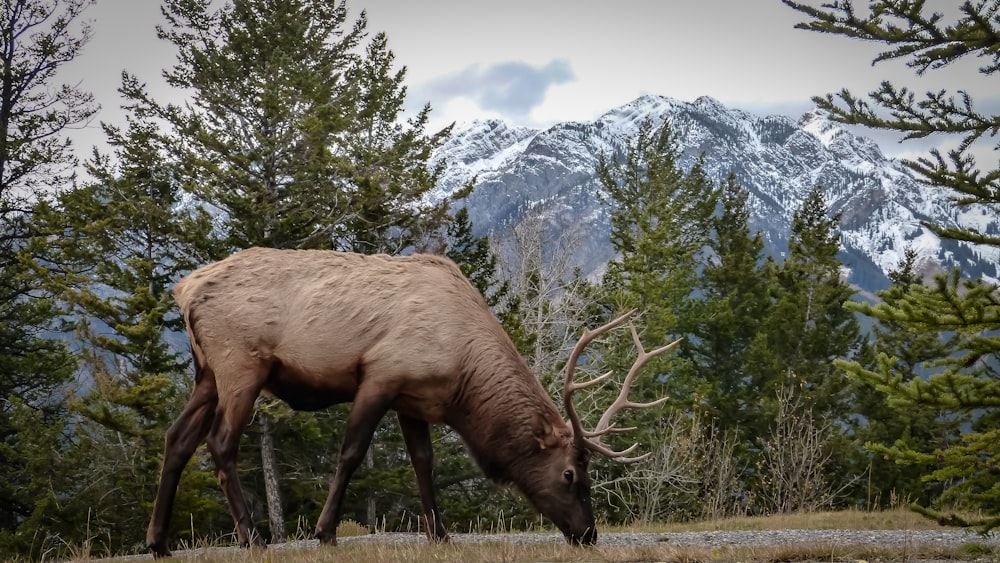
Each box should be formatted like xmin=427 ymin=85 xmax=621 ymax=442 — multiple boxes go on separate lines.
xmin=87 ymin=541 xmax=993 ymax=563
xmin=614 ymin=506 xmax=952 ymax=532
xmin=71 ymin=509 xmax=998 ymax=563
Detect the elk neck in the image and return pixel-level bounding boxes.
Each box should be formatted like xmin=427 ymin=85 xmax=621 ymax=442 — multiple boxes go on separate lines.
xmin=445 ymin=328 xmax=568 ymax=485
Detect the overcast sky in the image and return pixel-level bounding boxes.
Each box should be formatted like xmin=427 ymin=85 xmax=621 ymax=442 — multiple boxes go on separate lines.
xmin=62 ymin=1 xmax=996 ymax=162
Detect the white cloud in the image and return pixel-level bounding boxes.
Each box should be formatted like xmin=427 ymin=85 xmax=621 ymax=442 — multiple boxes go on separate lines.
xmin=410 ymin=59 xmax=575 ymax=122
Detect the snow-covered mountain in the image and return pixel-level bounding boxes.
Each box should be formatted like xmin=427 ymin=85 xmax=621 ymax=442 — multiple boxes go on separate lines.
xmin=430 ymin=94 xmax=998 ymax=293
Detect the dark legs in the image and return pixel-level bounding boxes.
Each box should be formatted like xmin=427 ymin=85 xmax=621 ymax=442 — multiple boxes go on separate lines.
xmin=150 ymin=368 xmax=450 ymax=554
xmin=205 ymin=387 xmax=265 ymax=550
xmin=146 ymin=358 xmax=267 ymax=558
xmin=146 ymin=377 xmax=218 ymax=558
xmin=315 ymin=389 xmax=394 ymax=545
xmin=398 ymin=414 xmax=450 ymax=542
xmin=315 ymin=400 xmax=450 ymax=546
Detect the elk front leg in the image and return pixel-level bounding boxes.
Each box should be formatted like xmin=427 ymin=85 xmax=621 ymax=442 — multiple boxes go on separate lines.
xmin=398 ymin=414 xmax=450 ymax=542
xmin=146 ymin=376 xmax=218 ymax=558
xmin=315 ymin=389 xmax=394 ymax=546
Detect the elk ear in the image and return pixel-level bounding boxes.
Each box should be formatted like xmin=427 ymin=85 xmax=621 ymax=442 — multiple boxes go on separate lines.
xmin=534 ymin=415 xmax=566 ymax=451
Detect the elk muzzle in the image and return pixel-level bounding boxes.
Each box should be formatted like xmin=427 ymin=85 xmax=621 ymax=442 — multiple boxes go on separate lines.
xmin=547 ymin=503 xmax=597 ymax=547
xmin=566 ymin=525 xmax=597 ymax=546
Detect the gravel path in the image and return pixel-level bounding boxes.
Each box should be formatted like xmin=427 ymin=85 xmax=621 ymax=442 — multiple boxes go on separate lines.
xmin=330 ymin=528 xmax=997 ymax=549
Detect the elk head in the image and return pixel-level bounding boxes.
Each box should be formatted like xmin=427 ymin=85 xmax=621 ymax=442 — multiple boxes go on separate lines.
xmin=532 ymin=309 xmax=680 ymax=544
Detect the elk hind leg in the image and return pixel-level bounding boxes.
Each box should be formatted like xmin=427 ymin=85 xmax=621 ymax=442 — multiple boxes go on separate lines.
xmin=146 ymin=372 xmax=219 ymax=558
xmin=205 ymin=373 xmax=267 ymax=550
xmin=398 ymin=414 xmax=449 ymax=542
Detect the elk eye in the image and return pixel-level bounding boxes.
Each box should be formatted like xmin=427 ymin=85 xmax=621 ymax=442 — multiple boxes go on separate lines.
xmin=563 ymin=469 xmax=574 ymax=483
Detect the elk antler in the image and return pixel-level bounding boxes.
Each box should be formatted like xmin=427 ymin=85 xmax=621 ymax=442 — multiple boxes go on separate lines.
xmin=563 ymin=309 xmax=680 ymax=463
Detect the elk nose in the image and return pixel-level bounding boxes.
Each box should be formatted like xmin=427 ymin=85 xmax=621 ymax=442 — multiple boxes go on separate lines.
xmin=567 ymin=527 xmax=597 ymax=546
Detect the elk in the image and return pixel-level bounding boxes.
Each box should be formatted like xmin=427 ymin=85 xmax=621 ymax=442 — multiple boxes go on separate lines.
xmin=145 ymin=247 xmax=677 ymax=557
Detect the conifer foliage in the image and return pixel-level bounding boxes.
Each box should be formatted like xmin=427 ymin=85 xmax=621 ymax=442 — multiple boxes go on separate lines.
xmin=597 ymin=118 xmax=718 ymax=401
xmin=151 ymin=0 xmax=452 ymax=255
xmin=695 ymin=174 xmax=773 ymax=435
xmin=785 ymin=0 xmax=1000 ymax=529
xmin=37 ymin=111 xmax=224 ymax=552
xmin=768 ymin=187 xmax=860 ymax=421
xmin=594 ymin=118 xmax=866 ymax=518
xmin=0 ymin=0 xmax=95 ymax=557
xmin=592 ymin=118 xmax=719 ymax=518
xmin=116 ymin=0 xmax=457 ymax=545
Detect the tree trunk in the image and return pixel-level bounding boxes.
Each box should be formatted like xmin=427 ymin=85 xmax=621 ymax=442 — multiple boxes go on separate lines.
xmin=260 ymin=411 xmax=286 ymax=542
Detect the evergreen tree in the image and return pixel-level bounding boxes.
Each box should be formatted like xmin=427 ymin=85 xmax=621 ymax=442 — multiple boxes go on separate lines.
xmin=694 ymin=173 xmax=774 ymax=436
xmin=785 ymin=0 xmax=1000 ymax=528
xmin=28 ymin=109 xmax=225 ymax=554
xmin=843 ymin=247 xmax=959 ymax=507
xmin=0 ymin=0 xmax=96 ymax=556
xmin=760 ymin=187 xmax=860 ymax=422
xmin=591 ymin=118 xmax=718 ymax=519
xmin=152 ymin=0 xmax=372 ymax=536
xmin=446 ymin=207 xmax=520 ymax=339
xmin=150 ymin=0 xmax=452 ymax=255
xmin=118 ymin=0 xmax=457 ymax=542
xmin=597 ymin=118 xmax=718 ymax=403
xmin=748 ymin=187 xmax=860 ymax=509
xmin=339 ymin=31 xmax=454 ymax=254
xmin=688 ymin=173 xmax=780 ymax=516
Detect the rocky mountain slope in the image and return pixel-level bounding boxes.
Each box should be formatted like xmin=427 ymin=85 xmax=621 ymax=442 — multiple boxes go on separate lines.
xmin=430 ymin=95 xmax=997 ymax=294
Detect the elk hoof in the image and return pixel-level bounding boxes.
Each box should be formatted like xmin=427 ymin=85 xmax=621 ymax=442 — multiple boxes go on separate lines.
xmin=316 ymin=531 xmax=338 ymax=547
xmin=146 ymin=541 xmax=171 ymax=558
xmin=240 ymin=535 xmax=267 ymax=550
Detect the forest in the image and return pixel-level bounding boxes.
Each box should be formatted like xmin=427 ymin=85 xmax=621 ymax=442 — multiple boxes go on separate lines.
xmin=0 ymin=0 xmax=997 ymax=559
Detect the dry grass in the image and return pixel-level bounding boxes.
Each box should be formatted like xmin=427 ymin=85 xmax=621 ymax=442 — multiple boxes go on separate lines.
xmin=69 ymin=509 xmax=998 ymax=563
xmin=79 ymin=540 xmax=989 ymax=563
xmin=614 ymin=506 xmax=951 ymax=533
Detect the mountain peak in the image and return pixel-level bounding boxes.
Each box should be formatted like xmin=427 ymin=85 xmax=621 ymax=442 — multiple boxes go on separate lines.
xmin=433 ymin=95 xmax=999 ymax=288
xmin=798 ymin=109 xmax=844 ymax=147
xmin=693 ymin=95 xmax=727 ymax=111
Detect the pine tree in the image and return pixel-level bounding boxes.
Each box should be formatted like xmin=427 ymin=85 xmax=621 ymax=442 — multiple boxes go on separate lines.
xmin=785 ymin=0 xmax=1000 ymax=528
xmin=339 ymin=31 xmax=454 ymax=254
xmin=694 ymin=173 xmax=774 ymax=436
xmin=0 ymin=0 xmax=96 ymax=556
xmin=598 ymin=118 xmax=718 ymax=403
xmin=841 ymin=247 xmax=959 ymax=507
xmin=446 ymin=208 xmax=508 ymax=317
xmin=591 ymin=118 xmax=718 ymax=519
xmin=150 ymin=0 xmax=452 ymax=255
xmin=121 ymin=0 xmax=457 ymax=542
xmin=746 ymin=187 xmax=860 ymax=511
xmin=29 ymin=110 xmax=225 ymax=553
xmin=446 ymin=207 xmax=526 ymax=348
xmin=765 ymin=186 xmax=860 ymax=422
xmin=153 ymin=0 xmax=361 ymax=251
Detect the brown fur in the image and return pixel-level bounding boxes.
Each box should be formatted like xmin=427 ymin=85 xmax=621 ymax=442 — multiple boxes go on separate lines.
xmin=145 ymin=248 xmax=596 ymax=557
